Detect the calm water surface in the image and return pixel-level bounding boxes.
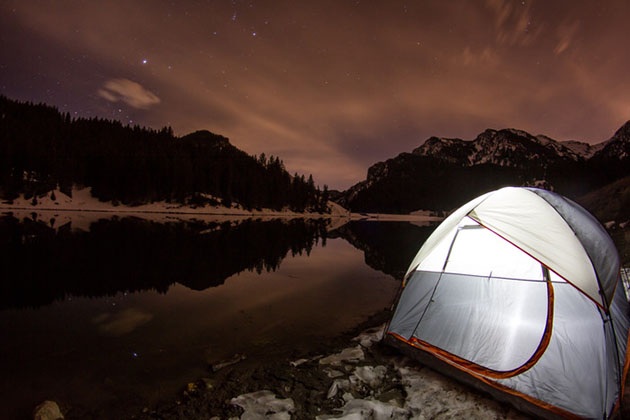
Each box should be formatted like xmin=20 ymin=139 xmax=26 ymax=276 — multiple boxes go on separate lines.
xmin=0 ymin=214 xmax=436 ymax=419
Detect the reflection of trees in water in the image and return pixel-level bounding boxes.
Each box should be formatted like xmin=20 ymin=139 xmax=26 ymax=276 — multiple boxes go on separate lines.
xmin=331 ymin=221 xmax=437 ymax=281
xmin=0 ymin=215 xmax=328 ymax=309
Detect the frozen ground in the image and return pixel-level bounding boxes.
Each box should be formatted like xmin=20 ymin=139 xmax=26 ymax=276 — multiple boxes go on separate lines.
xmin=128 ymin=321 xmax=532 ymax=420
xmin=31 ymin=313 xmax=630 ymax=419
xmin=228 ymin=326 xmax=530 ymax=420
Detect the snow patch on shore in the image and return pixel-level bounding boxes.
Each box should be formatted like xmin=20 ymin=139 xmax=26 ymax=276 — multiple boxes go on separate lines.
xmin=230 ymin=390 xmax=294 ymax=419
xmin=1 ymin=187 xmax=442 ymax=231
xmin=231 ymin=324 xmax=530 ymax=420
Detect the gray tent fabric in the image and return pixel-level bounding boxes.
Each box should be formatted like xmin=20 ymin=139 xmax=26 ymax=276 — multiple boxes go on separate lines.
xmin=386 ymin=187 xmax=629 ymax=419
xmin=526 ymin=187 xmax=620 ymax=305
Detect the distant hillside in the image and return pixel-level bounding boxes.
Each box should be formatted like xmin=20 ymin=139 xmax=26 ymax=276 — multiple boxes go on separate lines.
xmin=0 ymin=96 xmax=329 ymax=212
xmin=576 ymin=176 xmax=630 ymax=224
xmin=338 ymin=123 xmax=630 ymax=215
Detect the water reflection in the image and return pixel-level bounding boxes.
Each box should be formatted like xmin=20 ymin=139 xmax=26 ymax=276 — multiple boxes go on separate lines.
xmin=0 ymin=215 xmax=328 ymax=309
xmin=332 ymin=220 xmax=437 ymax=280
xmin=0 ymin=214 xmax=420 ymax=419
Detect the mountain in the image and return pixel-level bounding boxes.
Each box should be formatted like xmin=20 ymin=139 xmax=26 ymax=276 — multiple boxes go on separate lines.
xmin=0 ymin=95 xmax=329 ymax=212
xmin=576 ymin=175 xmax=630 ymax=224
xmin=338 ymin=123 xmax=630 ymax=215
xmin=589 ymin=120 xmax=630 ymax=162
xmin=560 ymin=139 xmax=605 ymax=159
xmin=412 ymin=128 xmax=584 ymax=166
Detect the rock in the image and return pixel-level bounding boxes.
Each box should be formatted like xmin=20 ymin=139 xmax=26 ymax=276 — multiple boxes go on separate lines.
xmin=352 ymin=325 xmax=385 ymax=348
xmin=290 ymin=358 xmax=309 ymax=367
xmin=323 ymin=368 xmax=345 ymax=378
xmin=327 ymin=381 xmax=340 ymax=399
xmin=327 ymin=379 xmax=350 ymax=399
xmin=33 ymin=400 xmax=64 ymax=420
xmin=211 ymin=353 xmax=247 ymax=372
xmin=319 ymin=346 xmax=364 ymax=366
xmin=200 ymin=377 xmax=214 ymax=390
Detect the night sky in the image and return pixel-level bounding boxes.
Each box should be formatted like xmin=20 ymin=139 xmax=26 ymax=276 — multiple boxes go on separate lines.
xmin=2 ymin=1 xmax=629 ymax=190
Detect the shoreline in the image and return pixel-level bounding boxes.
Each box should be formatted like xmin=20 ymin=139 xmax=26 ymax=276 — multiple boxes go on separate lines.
xmin=125 ymin=311 xmax=533 ymax=420
xmin=0 ymin=187 xmax=444 ymax=225
xmin=0 ymin=205 xmax=444 ymax=228
xmin=0 ymin=204 xmax=443 ymax=221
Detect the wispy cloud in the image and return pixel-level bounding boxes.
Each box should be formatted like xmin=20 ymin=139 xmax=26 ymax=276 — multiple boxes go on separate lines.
xmin=98 ymin=78 xmax=161 ymax=109
xmin=485 ymin=0 xmax=539 ymax=47
xmin=554 ymin=21 xmax=580 ymax=55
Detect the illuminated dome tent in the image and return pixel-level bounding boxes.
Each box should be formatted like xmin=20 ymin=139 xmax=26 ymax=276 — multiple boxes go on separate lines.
xmin=385 ymin=187 xmax=630 ymax=419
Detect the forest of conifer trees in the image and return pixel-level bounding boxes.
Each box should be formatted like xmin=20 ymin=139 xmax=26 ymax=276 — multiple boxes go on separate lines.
xmin=0 ymin=95 xmax=329 ymax=212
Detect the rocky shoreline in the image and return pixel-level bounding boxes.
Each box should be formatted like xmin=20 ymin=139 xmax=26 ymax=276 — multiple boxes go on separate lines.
xmin=35 ymin=307 xmax=630 ymax=420
xmin=123 ymin=312 xmax=529 ymax=420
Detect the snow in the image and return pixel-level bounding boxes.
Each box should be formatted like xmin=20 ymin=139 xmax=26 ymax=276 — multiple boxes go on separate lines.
xmin=317 ymin=398 xmax=407 ymax=420
xmin=319 ymin=346 xmax=365 ymax=366
xmin=1 ymin=186 xmax=309 ymax=217
xmin=230 ymin=390 xmax=295 ymax=420
xmin=231 ymin=324 xmax=530 ymax=420
xmin=351 ymin=326 xmax=384 ymax=348
xmin=560 ymin=140 xmax=604 ymax=159
xmin=0 ymin=186 xmax=441 ymax=230
xmin=353 ymin=365 xmax=387 ymax=388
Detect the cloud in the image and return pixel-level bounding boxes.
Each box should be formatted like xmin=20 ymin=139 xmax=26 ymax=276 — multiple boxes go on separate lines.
xmin=554 ymin=21 xmax=580 ymax=55
xmin=6 ymin=0 xmax=630 ymax=189
xmin=93 ymin=308 xmax=154 ymax=336
xmin=460 ymin=46 xmax=500 ymax=67
xmin=98 ymin=78 xmax=161 ymax=109
xmin=485 ymin=0 xmax=539 ymax=47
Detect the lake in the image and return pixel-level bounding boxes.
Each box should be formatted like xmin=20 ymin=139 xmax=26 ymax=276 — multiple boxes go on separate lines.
xmin=0 ymin=213 xmax=437 ymax=419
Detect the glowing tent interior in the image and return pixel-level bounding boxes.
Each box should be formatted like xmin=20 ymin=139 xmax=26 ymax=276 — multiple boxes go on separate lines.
xmin=385 ymin=186 xmax=630 ymax=419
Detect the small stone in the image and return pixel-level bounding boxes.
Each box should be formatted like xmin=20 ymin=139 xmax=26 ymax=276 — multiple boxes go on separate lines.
xmin=323 ymin=368 xmax=345 ymax=378
xmin=211 ymin=353 xmax=247 ymax=372
xmin=326 ymin=381 xmax=339 ymax=399
xmin=33 ymin=400 xmax=63 ymax=420
xmin=201 ymin=377 xmax=214 ymax=390
xmin=186 ymin=382 xmax=198 ymax=393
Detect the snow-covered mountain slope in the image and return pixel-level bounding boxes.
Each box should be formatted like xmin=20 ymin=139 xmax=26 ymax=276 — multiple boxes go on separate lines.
xmin=412 ymin=128 xmax=588 ymax=167
xmin=338 ymin=121 xmax=630 ymax=214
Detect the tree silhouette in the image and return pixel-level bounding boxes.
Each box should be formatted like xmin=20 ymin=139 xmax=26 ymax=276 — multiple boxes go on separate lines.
xmin=0 ymin=95 xmax=329 ymax=213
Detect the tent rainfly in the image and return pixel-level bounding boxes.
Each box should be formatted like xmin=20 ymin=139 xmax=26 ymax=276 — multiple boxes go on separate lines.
xmin=384 ymin=187 xmax=630 ymax=419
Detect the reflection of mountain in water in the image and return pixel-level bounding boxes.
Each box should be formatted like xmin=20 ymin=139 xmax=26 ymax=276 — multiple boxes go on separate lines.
xmin=0 ymin=216 xmax=328 ymax=309
xmin=331 ymin=221 xmax=437 ymax=281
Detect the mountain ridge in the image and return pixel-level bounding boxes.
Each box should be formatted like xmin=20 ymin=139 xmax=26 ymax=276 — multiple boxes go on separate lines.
xmin=338 ymin=122 xmax=630 ymax=217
